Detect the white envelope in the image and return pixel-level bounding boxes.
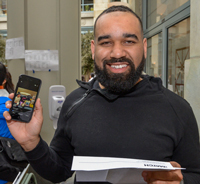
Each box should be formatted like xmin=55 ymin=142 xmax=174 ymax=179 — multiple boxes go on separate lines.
xmin=72 ymin=156 xmax=183 ymax=184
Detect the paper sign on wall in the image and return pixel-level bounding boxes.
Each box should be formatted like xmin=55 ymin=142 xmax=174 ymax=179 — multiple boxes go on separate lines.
xmin=25 ymin=50 xmax=59 ymax=71
xmin=5 ymin=37 xmax=25 ymax=60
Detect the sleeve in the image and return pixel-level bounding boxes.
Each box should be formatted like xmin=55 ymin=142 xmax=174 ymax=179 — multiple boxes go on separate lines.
xmin=0 ymin=105 xmax=8 ymax=119
xmin=25 ymin=98 xmax=75 ymax=183
xmin=24 ymin=87 xmax=87 ymax=183
xmin=0 ymin=98 xmax=9 ymax=119
xmin=172 ymin=109 xmax=200 ymax=184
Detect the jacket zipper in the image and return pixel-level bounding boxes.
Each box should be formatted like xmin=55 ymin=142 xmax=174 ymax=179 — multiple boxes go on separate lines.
xmin=64 ymin=89 xmax=91 ymax=120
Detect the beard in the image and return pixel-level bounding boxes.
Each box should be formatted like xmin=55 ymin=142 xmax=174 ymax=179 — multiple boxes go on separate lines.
xmin=94 ymin=55 xmax=145 ymax=94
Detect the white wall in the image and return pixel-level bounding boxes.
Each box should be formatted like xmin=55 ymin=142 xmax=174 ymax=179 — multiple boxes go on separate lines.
xmin=7 ymin=0 xmax=81 ymax=144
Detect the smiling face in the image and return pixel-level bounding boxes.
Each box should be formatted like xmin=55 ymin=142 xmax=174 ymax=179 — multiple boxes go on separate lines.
xmin=91 ymin=11 xmax=147 ymax=93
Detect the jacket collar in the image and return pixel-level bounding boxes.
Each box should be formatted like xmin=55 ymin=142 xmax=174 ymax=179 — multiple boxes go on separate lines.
xmin=76 ymin=77 xmax=123 ymax=101
xmin=76 ymin=78 xmax=95 ymax=90
xmin=76 ymin=75 xmax=162 ymax=100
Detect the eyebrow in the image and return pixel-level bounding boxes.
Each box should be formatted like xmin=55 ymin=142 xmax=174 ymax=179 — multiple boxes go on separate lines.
xmin=97 ymin=33 xmax=139 ymax=42
xmin=123 ymin=33 xmax=139 ymax=40
xmin=97 ymin=35 xmax=111 ymax=42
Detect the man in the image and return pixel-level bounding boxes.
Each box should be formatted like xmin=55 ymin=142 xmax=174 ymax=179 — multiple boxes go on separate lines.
xmin=4 ymin=5 xmax=200 ymax=184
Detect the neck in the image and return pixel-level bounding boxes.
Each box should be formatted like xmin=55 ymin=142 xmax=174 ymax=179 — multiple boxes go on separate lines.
xmin=0 ymin=85 xmax=4 ymax=89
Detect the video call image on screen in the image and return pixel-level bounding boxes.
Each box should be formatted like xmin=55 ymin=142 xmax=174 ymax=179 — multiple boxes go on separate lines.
xmin=10 ymin=87 xmax=37 ymax=121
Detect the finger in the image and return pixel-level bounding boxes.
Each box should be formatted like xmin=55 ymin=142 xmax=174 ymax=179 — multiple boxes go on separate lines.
xmin=35 ymin=98 xmax=42 ymax=110
xmin=170 ymin=161 xmax=181 ymax=168
xmin=148 ymin=180 xmax=171 ymax=184
xmin=8 ymin=93 xmax=15 ymax=100
xmin=5 ymin=100 xmax=12 ymax=109
xmin=35 ymin=98 xmax=42 ymax=112
xmin=142 ymin=170 xmax=182 ymax=182
xmin=3 ymin=111 xmax=12 ymax=121
xmin=151 ymin=170 xmax=181 ymax=181
xmin=33 ymin=98 xmax=43 ymax=120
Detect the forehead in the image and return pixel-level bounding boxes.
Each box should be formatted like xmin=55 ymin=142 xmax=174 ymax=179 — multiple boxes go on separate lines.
xmin=95 ymin=11 xmax=142 ymax=38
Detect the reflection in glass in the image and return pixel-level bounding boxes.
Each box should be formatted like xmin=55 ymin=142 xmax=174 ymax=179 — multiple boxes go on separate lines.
xmin=168 ymin=18 xmax=190 ymax=97
xmin=147 ymin=0 xmax=189 ymax=28
xmin=146 ymin=33 xmax=163 ymax=78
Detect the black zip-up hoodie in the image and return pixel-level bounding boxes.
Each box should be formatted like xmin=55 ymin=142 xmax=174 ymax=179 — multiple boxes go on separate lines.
xmin=26 ymin=75 xmax=200 ymax=184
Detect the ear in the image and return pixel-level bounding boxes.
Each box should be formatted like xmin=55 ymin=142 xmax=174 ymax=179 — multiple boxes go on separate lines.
xmin=143 ymin=38 xmax=147 ymax=59
xmin=91 ymin=40 xmax=95 ymax=60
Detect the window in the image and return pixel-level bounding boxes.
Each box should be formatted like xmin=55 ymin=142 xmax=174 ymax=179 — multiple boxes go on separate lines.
xmin=144 ymin=0 xmax=190 ymax=97
xmin=146 ymin=32 xmax=163 ymax=78
xmin=110 ymin=0 xmax=130 ymax=2
xmin=167 ymin=18 xmax=190 ymax=97
xmin=0 ymin=30 xmax=7 ymax=38
xmin=0 ymin=0 xmax=7 ymax=17
xmin=147 ymin=0 xmax=189 ymax=28
xmin=81 ymin=27 xmax=93 ymax=35
xmin=81 ymin=0 xmax=93 ymax=12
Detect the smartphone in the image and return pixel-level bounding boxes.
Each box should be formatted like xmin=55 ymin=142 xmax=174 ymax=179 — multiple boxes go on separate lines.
xmin=9 ymin=74 xmax=42 ymax=123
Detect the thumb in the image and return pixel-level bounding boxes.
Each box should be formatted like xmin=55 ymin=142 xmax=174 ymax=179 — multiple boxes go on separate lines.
xmin=33 ymin=98 xmax=43 ymax=120
xmin=170 ymin=161 xmax=181 ymax=168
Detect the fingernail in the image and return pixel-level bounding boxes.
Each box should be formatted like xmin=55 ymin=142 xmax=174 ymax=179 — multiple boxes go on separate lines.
xmin=6 ymin=116 xmax=11 ymax=120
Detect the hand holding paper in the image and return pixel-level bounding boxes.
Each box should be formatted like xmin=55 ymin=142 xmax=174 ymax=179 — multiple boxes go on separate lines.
xmin=72 ymin=156 xmax=184 ymax=184
xmin=142 ymin=161 xmax=183 ymax=184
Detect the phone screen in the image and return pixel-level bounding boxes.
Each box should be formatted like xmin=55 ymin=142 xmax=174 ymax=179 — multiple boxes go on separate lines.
xmin=9 ymin=75 xmax=41 ymax=123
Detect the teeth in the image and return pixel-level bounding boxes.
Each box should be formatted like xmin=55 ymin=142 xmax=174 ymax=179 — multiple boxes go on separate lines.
xmin=111 ymin=64 xmax=127 ymax=69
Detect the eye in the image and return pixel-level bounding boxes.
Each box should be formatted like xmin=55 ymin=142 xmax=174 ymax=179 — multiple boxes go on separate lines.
xmin=100 ymin=41 xmax=112 ymax=46
xmin=124 ymin=40 xmax=135 ymax=45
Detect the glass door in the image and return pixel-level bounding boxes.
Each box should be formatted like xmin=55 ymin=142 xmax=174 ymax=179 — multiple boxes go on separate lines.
xmin=167 ymin=18 xmax=190 ymax=97
xmin=143 ymin=0 xmax=190 ymax=96
xmin=146 ymin=32 xmax=163 ymax=78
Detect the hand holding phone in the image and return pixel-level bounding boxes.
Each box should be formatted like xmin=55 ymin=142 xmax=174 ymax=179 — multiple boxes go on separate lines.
xmin=9 ymin=75 xmax=42 ymax=123
xmin=4 ymin=92 xmax=43 ymax=151
xmin=4 ymin=75 xmax=43 ymax=151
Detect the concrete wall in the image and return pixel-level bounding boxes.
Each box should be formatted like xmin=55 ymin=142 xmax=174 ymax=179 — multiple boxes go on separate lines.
xmin=7 ymin=0 xmax=81 ymax=145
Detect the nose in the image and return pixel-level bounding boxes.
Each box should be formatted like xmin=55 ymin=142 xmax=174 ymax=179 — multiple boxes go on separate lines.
xmin=110 ymin=43 xmax=126 ymax=59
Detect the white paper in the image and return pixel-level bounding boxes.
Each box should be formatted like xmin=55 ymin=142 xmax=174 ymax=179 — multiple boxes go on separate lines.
xmin=5 ymin=37 xmax=25 ymax=59
xmin=72 ymin=156 xmax=183 ymax=184
xmin=25 ymin=50 xmax=59 ymax=71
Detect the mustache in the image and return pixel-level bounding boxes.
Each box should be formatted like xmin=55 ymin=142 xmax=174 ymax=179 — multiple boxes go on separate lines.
xmin=104 ymin=57 xmax=133 ymax=65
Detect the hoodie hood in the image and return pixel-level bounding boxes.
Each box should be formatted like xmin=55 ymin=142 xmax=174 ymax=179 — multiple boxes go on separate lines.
xmin=76 ymin=75 xmax=163 ymax=100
